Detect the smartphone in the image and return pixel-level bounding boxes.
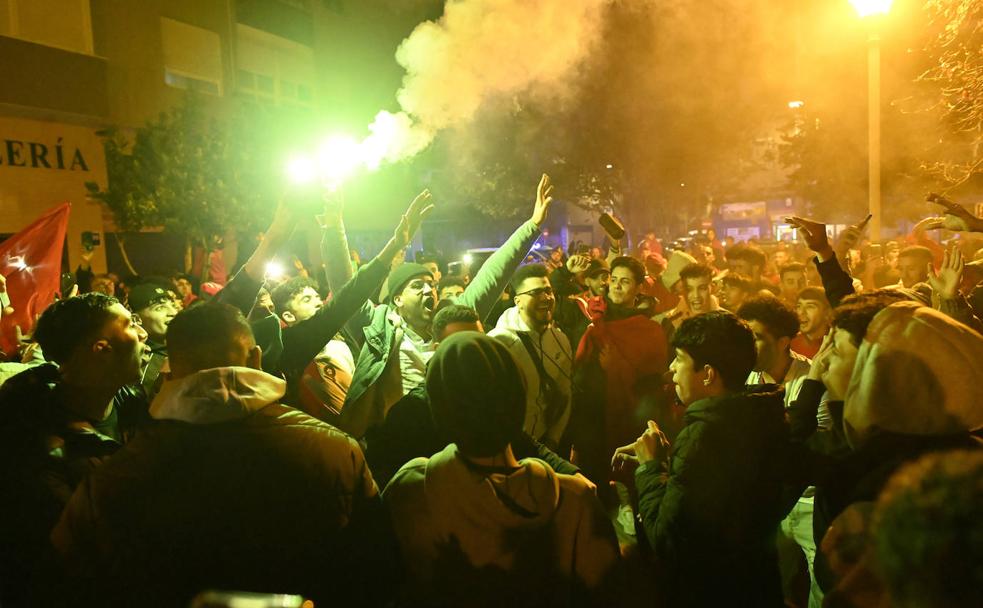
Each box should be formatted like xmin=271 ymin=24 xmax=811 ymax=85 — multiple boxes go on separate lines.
xmin=598 ymin=213 xmax=625 ymax=241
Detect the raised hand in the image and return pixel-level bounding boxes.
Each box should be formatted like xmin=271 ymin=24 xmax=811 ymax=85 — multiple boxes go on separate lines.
xmin=392 ymin=190 xmax=434 ymax=249
xmin=787 ymin=216 xmax=833 ymax=259
xmin=566 ymin=254 xmax=591 ymax=275
xmin=531 ymin=173 xmax=554 ymax=228
xmin=807 ymin=331 xmax=834 ymax=381
xmin=926 ymin=192 xmax=983 ymax=233
xmin=833 ymin=216 xmax=870 ymax=269
xmin=927 ymin=245 xmax=964 ymax=300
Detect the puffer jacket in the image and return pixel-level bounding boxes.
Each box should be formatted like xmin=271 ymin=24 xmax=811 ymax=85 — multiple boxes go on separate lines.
xmin=52 ymin=366 xmax=398 ymax=607
xmin=635 ymin=387 xmax=789 ymax=608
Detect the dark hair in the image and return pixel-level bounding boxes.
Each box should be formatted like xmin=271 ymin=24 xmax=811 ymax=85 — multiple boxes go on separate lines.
xmin=270 ymin=276 xmax=319 ymax=315
xmin=797 ymin=287 xmax=830 ymax=307
xmin=679 ymin=263 xmax=713 ymax=283
xmin=610 ymin=256 xmax=646 ymax=284
xmin=437 ymin=275 xmax=466 ymax=293
xmin=33 ymin=293 xmax=120 ymax=364
xmin=898 ymin=245 xmax=933 ymax=263
xmin=510 ymin=263 xmax=550 ymax=293
xmin=671 ymin=311 xmax=756 ymax=391
xmin=873 ymin=450 xmax=983 ymax=608
xmin=415 ymin=252 xmax=438 ymax=266
xmin=728 ymin=245 xmax=766 ymax=268
xmin=166 ymin=303 xmax=254 ymax=373
xmin=721 ymin=273 xmax=754 ymax=292
xmin=432 ymin=304 xmax=481 ymax=341
xmin=737 ymin=296 xmax=800 ymax=340
xmin=779 ymin=262 xmax=807 ymax=278
xmin=832 ymin=291 xmax=909 ymax=346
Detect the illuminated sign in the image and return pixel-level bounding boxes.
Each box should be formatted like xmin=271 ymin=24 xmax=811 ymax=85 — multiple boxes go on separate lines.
xmin=0 ymin=137 xmax=89 ymax=171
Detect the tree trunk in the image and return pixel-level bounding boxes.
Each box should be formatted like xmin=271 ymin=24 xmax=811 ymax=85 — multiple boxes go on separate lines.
xmin=113 ymin=233 xmax=138 ymax=276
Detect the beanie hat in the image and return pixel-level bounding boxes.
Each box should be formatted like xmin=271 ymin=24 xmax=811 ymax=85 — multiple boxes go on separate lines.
xmin=383 ymin=263 xmax=433 ymax=303
xmin=843 ymin=301 xmax=983 ymax=448
xmin=427 ymin=331 xmax=527 ymax=457
xmin=128 ymin=283 xmax=172 ymax=312
xmin=661 ymin=250 xmax=698 ymax=289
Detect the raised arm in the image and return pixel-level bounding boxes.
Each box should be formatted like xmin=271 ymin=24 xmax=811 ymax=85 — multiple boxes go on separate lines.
xmin=787 ymin=215 xmax=856 ymax=308
xmin=215 ymin=200 xmax=299 ymax=315
xmin=459 ymin=174 xmax=553 ymax=321
xmin=278 ymin=192 xmax=434 ymax=375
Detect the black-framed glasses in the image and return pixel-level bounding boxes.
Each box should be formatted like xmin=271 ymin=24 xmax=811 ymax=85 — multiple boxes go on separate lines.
xmin=516 ymin=286 xmax=554 ymax=298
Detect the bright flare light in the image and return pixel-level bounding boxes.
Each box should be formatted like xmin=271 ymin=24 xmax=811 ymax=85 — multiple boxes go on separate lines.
xmin=265 ymin=261 xmax=285 ymax=280
xmin=286 ymin=156 xmax=317 ymax=185
xmin=848 ymin=0 xmax=892 ymax=18
xmin=317 ymin=135 xmax=362 ymax=185
xmin=462 ymin=254 xmax=474 ymax=265
xmin=788 ymin=100 xmax=805 ymax=109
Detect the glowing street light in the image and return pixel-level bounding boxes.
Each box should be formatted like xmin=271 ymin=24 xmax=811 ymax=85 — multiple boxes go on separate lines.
xmin=850 ymin=0 xmax=893 ymax=240
xmin=848 ymin=0 xmax=892 ymax=18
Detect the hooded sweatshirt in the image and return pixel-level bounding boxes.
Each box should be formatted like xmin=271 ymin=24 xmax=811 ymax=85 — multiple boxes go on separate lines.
xmin=383 ymin=444 xmax=619 ymax=607
xmin=53 ymin=366 xmax=396 ymax=607
xmin=489 ymin=307 xmax=573 ymax=446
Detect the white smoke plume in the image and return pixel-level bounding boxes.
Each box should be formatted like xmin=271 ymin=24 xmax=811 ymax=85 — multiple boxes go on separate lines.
xmin=367 ymin=0 xmax=611 ymax=164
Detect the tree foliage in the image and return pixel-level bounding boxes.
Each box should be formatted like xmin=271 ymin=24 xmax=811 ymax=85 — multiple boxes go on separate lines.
xmin=86 ymin=96 xmax=279 ymax=249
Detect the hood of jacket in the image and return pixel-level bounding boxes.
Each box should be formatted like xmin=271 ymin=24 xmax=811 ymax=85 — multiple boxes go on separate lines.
xmin=149 ymin=366 xmax=287 ymax=424
xmin=494 ymin=306 xmax=531 ymax=334
xmin=423 ymin=444 xmax=560 ymax=531
xmin=844 ymin=301 xmax=983 ymax=448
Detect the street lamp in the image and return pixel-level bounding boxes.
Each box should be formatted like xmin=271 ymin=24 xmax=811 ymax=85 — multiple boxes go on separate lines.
xmin=849 ymin=0 xmax=892 ymax=241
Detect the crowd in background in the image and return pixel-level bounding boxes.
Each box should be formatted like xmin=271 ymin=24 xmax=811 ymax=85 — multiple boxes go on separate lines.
xmin=0 ymin=176 xmax=981 ymax=608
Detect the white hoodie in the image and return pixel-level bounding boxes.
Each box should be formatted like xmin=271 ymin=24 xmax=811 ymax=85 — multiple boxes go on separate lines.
xmin=489 ymin=307 xmax=573 ymax=446
xmin=383 ymin=444 xmax=619 ymax=606
xmin=150 ymin=366 xmax=287 ymax=423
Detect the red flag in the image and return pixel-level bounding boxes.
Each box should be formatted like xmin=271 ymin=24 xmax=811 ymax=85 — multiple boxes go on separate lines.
xmin=0 ymin=203 xmax=71 ymax=355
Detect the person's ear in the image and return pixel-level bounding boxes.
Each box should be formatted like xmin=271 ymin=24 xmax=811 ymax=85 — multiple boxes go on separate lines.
xmin=702 ymin=365 xmax=716 ymax=387
xmin=91 ymin=339 xmax=111 ymax=354
xmin=393 ymin=294 xmax=403 ymax=309
xmin=247 ymin=345 xmax=262 ymax=371
xmin=281 ymin=311 xmax=295 ymax=325
xmin=778 ymin=335 xmax=792 ymax=354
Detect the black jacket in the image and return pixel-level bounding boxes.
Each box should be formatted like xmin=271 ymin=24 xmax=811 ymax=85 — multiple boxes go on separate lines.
xmin=634 ymin=388 xmax=789 ymax=608
xmin=0 ymin=364 xmax=148 ymax=606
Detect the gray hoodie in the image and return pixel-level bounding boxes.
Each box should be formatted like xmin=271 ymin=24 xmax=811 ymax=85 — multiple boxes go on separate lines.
xmin=383 ymin=444 xmax=619 ymax=607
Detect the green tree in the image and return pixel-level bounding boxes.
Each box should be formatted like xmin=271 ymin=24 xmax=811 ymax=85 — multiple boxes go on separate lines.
xmin=86 ymin=96 xmax=280 ymax=273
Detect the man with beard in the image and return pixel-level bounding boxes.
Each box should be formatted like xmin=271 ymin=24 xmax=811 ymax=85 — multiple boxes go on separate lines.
xmin=321 ymin=175 xmax=556 ymax=439
xmin=568 ymin=256 xmax=670 ymax=489
xmin=490 ymin=264 xmax=573 ymax=448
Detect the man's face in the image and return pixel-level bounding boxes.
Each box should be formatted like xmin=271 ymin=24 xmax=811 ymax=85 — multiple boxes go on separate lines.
xmin=683 ymin=276 xmax=712 ymax=313
xmin=720 ymin=284 xmax=748 ymax=312
xmin=285 ymin=286 xmax=322 ymax=325
xmin=136 ymin=299 xmax=178 ymax=342
xmin=91 ymin=276 xmax=115 ymax=296
xmin=608 ymin=267 xmax=639 ymax=306
xmin=98 ymin=303 xmax=149 ymax=385
xmin=747 ymin=320 xmax=780 ymax=373
xmin=174 ymin=278 xmax=193 ymax=298
xmin=897 ymin=255 xmax=929 ymax=287
xmin=584 ymin=271 xmax=610 ymax=298
xmin=515 ymin=277 xmax=555 ymax=326
xmin=781 ymin=271 xmax=806 ymax=299
xmin=797 ymin=298 xmax=831 ymax=336
xmin=670 ymin=348 xmax=707 ymax=406
xmin=773 ymin=250 xmax=790 ymax=267
xmin=422 ymin=262 xmax=442 ymax=284
xmin=438 ymin=285 xmax=465 ymax=301
xmin=395 ymin=275 xmax=437 ymax=330
xmin=823 ymin=327 xmax=859 ymax=400
xmin=590 ymin=247 xmax=603 ymax=260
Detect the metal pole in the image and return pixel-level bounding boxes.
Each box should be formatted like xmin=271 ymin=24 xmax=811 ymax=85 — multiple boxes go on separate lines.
xmin=868 ymin=30 xmax=882 ymax=240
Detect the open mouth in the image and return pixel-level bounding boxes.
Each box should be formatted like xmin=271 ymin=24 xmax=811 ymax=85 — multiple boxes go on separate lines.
xmin=423 ymin=297 xmax=436 ymax=313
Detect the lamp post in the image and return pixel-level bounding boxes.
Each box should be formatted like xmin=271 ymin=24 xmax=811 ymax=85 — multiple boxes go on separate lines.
xmin=849 ymin=0 xmax=892 ymax=241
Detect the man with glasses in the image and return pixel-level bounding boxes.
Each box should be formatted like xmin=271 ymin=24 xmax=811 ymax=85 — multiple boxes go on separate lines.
xmin=490 ymin=264 xmax=573 ymax=448
xmin=127 ymin=282 xmax=179 ymax=395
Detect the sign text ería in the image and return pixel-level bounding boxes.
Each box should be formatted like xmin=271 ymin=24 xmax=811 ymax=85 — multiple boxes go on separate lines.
xmin=0 ymin=138 xmax=89 ymax=171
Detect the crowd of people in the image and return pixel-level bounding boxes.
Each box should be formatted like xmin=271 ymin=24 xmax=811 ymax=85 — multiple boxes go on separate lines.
xmin=0 ymin=175 xmax=981 ymax=608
